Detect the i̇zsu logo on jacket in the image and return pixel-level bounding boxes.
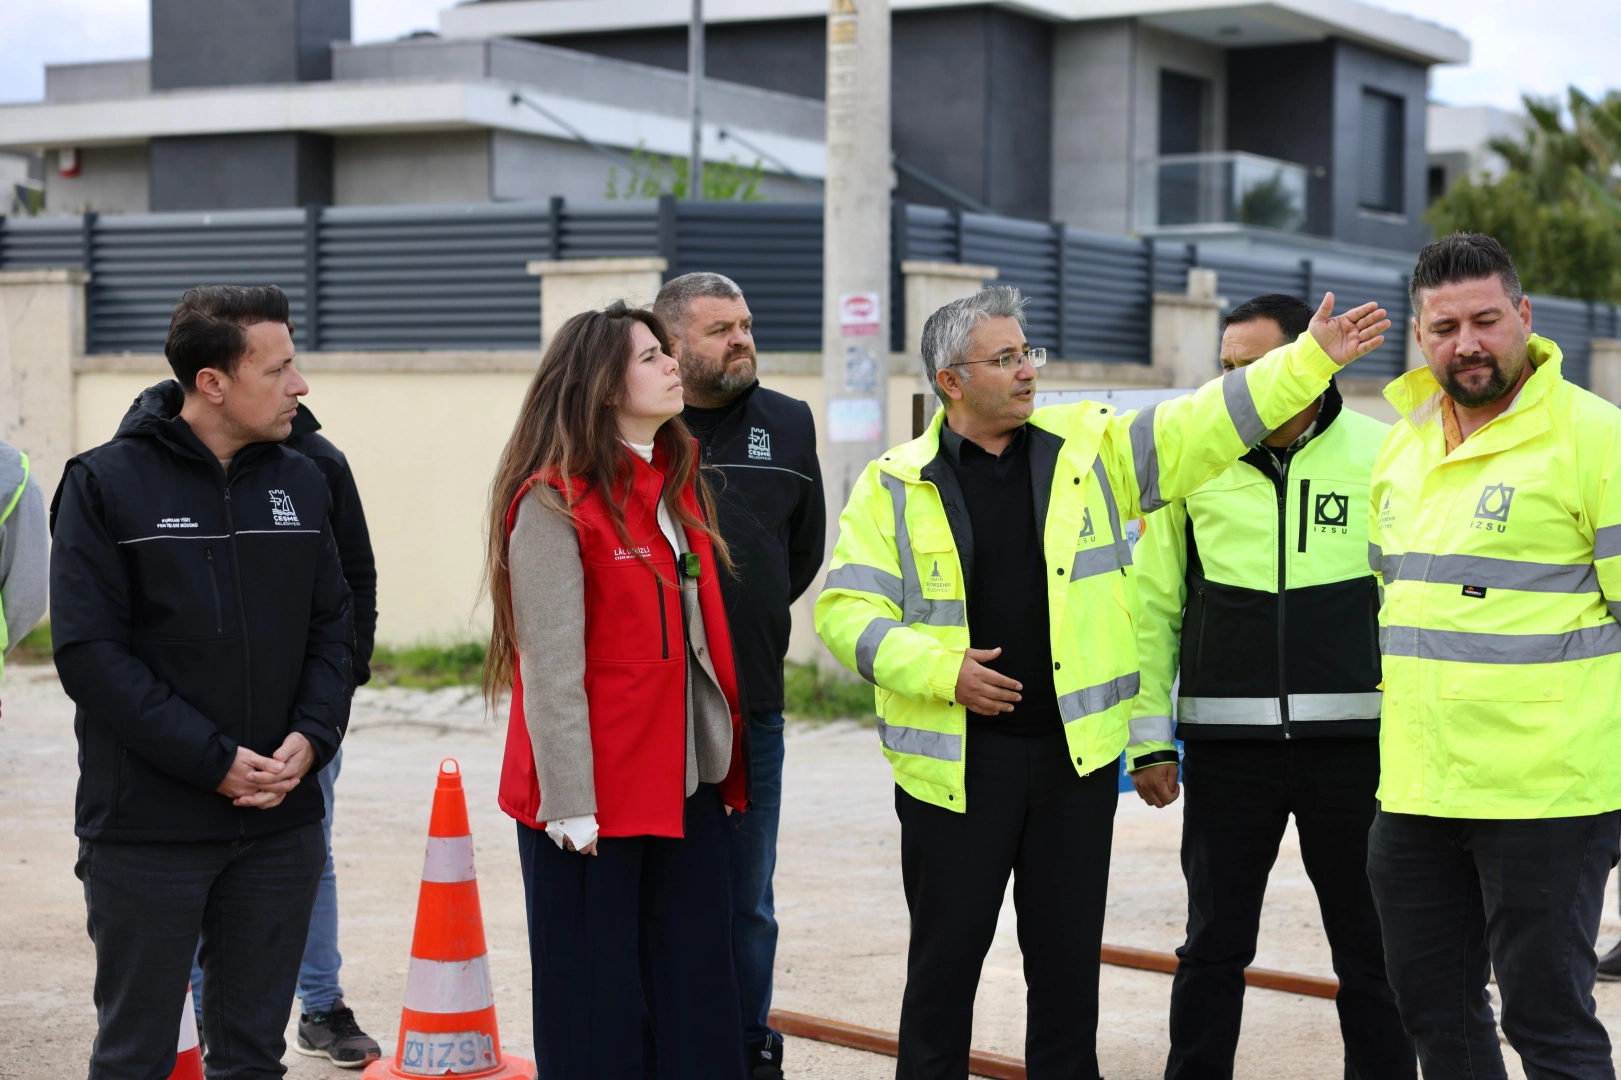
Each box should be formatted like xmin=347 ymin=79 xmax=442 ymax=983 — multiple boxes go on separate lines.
xmin=1473 ymin=483 xmax=1514 ymax=533
xmin=1313 ymin=492 xmax=1350 ymax=533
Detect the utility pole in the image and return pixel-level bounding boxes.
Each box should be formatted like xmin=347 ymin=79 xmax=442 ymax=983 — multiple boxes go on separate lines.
xmin=821 ymin=0 xmax=891 ymax=553
xmin=688 ymin=0 xmax=704 ymax=200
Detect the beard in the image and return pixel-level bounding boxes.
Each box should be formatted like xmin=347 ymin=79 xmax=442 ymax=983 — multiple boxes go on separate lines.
xmin=1439 ymin=349 xmax=1526 ymax=409
xmin=683 ymin=347 xmax=757 ymax=400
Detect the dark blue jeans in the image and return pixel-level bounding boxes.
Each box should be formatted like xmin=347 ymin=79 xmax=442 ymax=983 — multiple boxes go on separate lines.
xmin=77 ymin=822 xmax=326 ymax=1080
xmin=728 ymin=711 xmax=785 ymax=1046
xmin=1367 ymin=809 xmax=1621 ymax=1080
xmin=517 ymin=783 xmax=747 ymax=1080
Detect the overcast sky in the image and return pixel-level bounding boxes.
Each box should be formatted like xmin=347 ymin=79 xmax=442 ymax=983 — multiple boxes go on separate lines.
xmin=1 ymin=0 xmax=1615 ymax=112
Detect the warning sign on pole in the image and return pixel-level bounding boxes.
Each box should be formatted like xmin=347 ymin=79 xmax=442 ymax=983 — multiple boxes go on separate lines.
xmin=839 ymin=292 xmax=882 ymax=337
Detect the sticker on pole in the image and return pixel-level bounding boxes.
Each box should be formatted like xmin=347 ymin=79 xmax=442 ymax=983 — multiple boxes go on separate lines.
xmin=839 ymin=292 xmax=882 ymax=337
xmin=400 ymin=1030 xmax=497 ymax=1075
xmin=843 ymin=345 xmax=880 ymax=393
xmin=828 ymin=398 xmax=883 ymax=443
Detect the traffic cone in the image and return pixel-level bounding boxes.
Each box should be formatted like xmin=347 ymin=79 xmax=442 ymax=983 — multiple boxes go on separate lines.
xmin=169 ymin=983 xmax=202 ymax=1080
xmin=365 ymin=759 xmax=534 ymax=1079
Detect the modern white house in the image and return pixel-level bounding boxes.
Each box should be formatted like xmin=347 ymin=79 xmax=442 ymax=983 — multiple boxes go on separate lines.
xmin=1426 ymin=102 xmax=1525 ymax=203
xmin=0 ymin=0 xmax=1468 ymax=256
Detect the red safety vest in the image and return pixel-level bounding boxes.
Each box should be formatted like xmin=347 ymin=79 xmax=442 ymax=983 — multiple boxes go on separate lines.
xmin=497 ymin=443 xmax=747 ymax=837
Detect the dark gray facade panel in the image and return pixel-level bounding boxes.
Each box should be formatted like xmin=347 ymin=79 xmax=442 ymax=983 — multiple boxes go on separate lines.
xmin=151 ymin=0 xmax=348 ymax=89
xmin=531 ymin=19 xmax=827 ymax=101
xmin=1226 ymin=41 xmax=1336 ymax=236
xmin=983 ymin=9 xmax=1053 ymax=221
xmin=1330 ymin=40 xmax=1429 ymax=252
xmin=149 ymin=134 xmax=333 ymax=211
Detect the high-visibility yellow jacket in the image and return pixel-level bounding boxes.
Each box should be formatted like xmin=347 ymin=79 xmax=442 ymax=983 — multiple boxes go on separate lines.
xmin=1127 ymin=380 xmax=1390 ymax=771
xmin=814 ymin=332 xmax=1344 ymax=811
xmin=0 ymin=446 xmax=31 ymax=681
xmin=1372 ymin=336 xmax=1621 ymax=819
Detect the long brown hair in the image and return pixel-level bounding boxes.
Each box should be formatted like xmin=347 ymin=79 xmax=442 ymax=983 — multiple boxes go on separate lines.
xmin=482 ymin=300 xmax=730 ymax=702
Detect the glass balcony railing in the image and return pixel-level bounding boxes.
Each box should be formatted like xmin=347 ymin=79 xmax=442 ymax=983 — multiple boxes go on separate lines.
xmin=1136 ymin=152 xmax=1311 ymax=233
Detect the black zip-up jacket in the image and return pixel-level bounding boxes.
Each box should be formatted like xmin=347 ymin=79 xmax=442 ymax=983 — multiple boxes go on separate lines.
xmin=684 ymin=381 xmax=826 ymax=713
xmin=50 ymin=382 xmax=354 ymax=842
xmin=287 ymin=402 xmax=377 ymax=685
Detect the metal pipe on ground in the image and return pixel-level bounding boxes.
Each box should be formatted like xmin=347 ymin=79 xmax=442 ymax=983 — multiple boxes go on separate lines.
xmin=768 ymin=945 xmax=1339 ymax=1079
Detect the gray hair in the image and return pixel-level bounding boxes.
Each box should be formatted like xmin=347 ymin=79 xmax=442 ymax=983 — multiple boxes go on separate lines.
xmin=920 ymin=285 xmax=1028 ymax=404
xmin=654 ymin=271 xmax=745 ymax=335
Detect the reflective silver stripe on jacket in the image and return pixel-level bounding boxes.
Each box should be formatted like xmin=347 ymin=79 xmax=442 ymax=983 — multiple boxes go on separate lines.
xmin=855 ymin=617 xmax=903 ymax=683
xmin=1288 ymin=691 xmax=1384 ymax=722
xmin=1596 ymin=524 xmax=1621 ymax=560
xmin=1176 ymin=696 xmax=1281 ymax=725
xmin=1369 ymin=543 xmax=1382 ymax=575
xmin=1129 ymin=404 xmax=1163 ymax=513
xmin=1223 ymin=364 xmax=1271 ymax=447
xmin=1129 ymin=715 xmax=1174 ymax=743
xmin=1380 ymin=622 xmax=1621 ymax=664
xmin=877 ymin=718 xmax=962 ymax=762
xmin=823 ymin=562 xmax=904 ymax=606
xmin=1071 ymin=544 xmax=1122 ymax=580
xmin=1611 ymin=601 xmax=1621 ymax=624
xmin=879 ymin=472 xmax=968 ymax=628
xmin=1382 ymin=552 xmax=1599 ymax=594
xmin=1092 ymin=456 xmax=1133 ymax=573
xmin=1059 ymin=671 xmax=1140 ymax=723
xmin=1175 ymin=692 xmax=1382 ymax=725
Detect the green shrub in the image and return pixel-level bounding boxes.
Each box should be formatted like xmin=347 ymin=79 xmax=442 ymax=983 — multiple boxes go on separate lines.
xmin=783 ymin=660 xmax=876 ymax=725
xmin=370 ymin=641 xmax=488 ymax=689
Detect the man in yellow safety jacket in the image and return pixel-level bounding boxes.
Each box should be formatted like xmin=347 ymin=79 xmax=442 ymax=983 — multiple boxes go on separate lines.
xmin=1125 ymin=294 xmax=1412 ymax=1078
xmin=1366 ymin=232 xmax=1621 ymax=1079
xmin=0 ymin=440 xmax=49 ymax=688
xmin=815 ymin=284 xmax=1391 ymax=1078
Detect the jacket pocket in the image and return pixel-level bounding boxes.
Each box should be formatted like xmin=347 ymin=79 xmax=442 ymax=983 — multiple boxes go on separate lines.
xmin=1439 ymin=663 xmax=1566 ymax=792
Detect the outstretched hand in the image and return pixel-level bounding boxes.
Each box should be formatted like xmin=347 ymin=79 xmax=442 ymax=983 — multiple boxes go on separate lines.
xmin=1308 ymin=292 xmax=1391 ymax=367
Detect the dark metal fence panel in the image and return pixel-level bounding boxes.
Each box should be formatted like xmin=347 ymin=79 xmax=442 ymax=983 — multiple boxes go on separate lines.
xmin=557 ymin=205 xmax=659 ymax=259
xmin=0 ymin=216 xmax=84 ymax=268
xmin=318 ymin=202 xmax=551 ymax=351
xmin=958 ymin=213 xmax=1060 ymax=356
xmin=672 ymin=201 xmax=822 ymax=352
xmin=1150 ymin=241 xmax=1195 ymax=295
xmin=1300 ymin=266 xmax=1410 ymax=382
xmin=1529 ymin=294 xmax=1594 ymax=388
xmin=1199 ymin=253 xmax=1308 ymax=310
xmin=902 ymin=204 xmax=959 ymax=263
xmin=1062 ymin=231 xmax=1152 ymax=365
xmin=89 ymin=210 xmax=308 ymax=354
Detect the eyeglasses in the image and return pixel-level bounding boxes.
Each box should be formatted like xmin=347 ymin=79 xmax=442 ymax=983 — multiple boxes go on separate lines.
xmin=953 ymin=347 xmax=1047 ymax=372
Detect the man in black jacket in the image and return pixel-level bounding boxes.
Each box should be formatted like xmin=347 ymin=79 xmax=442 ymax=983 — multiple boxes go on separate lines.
xmin=52 ymin=285 xmax=354 ymax=1079
xmin=656 ymin=272 xmax=825 ymax=1080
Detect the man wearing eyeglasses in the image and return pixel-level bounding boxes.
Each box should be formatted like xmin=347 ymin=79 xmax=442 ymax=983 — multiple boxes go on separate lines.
xmin=816 ymin=285 xmax=1390 ymax=1078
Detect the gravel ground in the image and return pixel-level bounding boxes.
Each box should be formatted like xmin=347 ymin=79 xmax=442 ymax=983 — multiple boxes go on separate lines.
xmin=5 ymin=663 xmax=1621 ymax=1079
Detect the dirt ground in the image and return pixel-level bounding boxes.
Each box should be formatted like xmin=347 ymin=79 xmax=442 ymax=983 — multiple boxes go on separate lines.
xmin=6 ymin=663 xmax=1621 ymax=1079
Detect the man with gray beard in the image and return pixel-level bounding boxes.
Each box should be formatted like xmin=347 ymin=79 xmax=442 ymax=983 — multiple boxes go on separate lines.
xmin=655 ymin=272 xmax=826 ymax=1080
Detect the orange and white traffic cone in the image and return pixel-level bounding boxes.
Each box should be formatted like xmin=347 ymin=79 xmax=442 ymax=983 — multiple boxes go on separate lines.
xmin=365 ymin=759 xmax=534 ymax=1079
xmin=169 ymin=983 xmax=202 ymax=1080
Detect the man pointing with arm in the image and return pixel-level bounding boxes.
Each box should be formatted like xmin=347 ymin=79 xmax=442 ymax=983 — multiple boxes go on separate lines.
xmin=815 ymin=285 xmax=1388 ymax=1079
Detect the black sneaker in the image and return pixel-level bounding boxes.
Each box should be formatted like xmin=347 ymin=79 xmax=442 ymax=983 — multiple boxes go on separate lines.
xmin=1600 ymin=941 xmax=1621 ymax=981
xmin=748 ymin=1033 xmax=785 ymax=1080
xmin=296 ymin=998 xmax=381 ymax=1068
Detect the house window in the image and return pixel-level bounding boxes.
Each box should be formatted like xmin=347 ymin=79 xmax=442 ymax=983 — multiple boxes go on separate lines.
xmin=1157 ymin=70 xmax=1211 ymax=226
xmin=1358 ymin=89 xmax=1404 ymax=213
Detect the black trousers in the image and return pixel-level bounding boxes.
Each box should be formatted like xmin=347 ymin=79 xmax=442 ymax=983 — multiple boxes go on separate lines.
xmin=1167 ymin=738 xmax=1413 ymax=1080
xmin=895 ymin=727 xmax=1118 ymax=1080
xmin=516 ymin=783 xmax=747 ymax=1080
xmin=76 ymin=822 xmax=326 ymax=1080
xmin=1367 ymin=808 xmax=1621 ymax=1080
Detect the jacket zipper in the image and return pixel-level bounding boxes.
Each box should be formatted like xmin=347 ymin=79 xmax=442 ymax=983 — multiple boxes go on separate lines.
xmin=655 ymin=576 xmax=670 ymax=659
xmin=1267 ymin=450 xmax=1292 ymax=739
xmin=205 ymin=548 xmax=223 ymax=635
xmin=222 ymin=484 xmax=255 ymax=785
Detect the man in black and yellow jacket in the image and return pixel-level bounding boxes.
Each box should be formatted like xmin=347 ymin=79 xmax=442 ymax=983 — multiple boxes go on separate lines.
xmin=1126 ymin=295 xmax=1414 ymax=1078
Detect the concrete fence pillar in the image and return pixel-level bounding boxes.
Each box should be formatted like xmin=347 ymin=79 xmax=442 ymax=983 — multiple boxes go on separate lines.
xmin=526 ymin=257 xmax=669 ymax=352
xmin=0 ymin=269 xmax=88 ymax=495
xmin=1152 ymin=268 xmax=1222 ymax=387
xmin=900 ymin=259 xmax=999 ymax=367
xmin=1591 ymin=339 xmax=1621 ymax=406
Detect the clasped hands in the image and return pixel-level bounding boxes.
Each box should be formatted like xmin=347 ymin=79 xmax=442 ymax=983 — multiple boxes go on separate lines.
xmin=215 ymin=732 xmax=316 ymax=809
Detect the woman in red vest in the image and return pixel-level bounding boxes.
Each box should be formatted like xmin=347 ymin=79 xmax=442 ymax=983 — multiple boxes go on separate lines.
xmin=484 ymin=300 xmax=749 ymax=1078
